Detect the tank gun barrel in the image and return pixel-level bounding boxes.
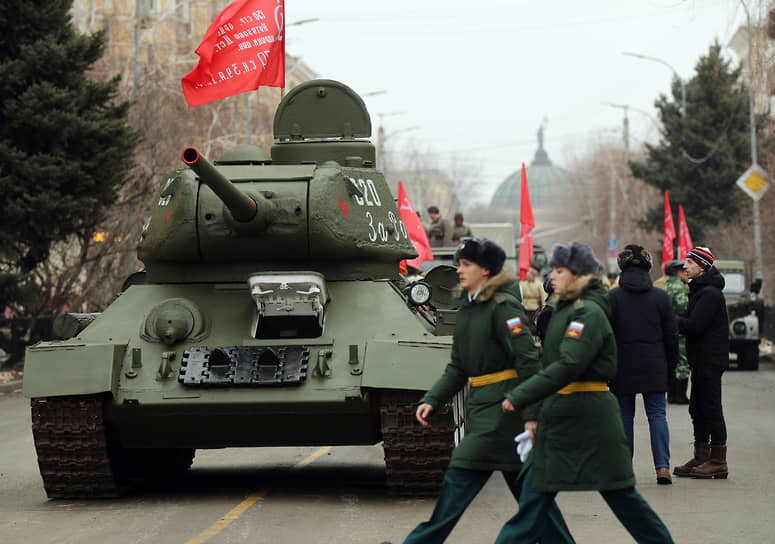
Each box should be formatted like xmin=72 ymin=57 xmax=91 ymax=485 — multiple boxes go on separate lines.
xmin=182 ymin=147 xmax=257 ymax=222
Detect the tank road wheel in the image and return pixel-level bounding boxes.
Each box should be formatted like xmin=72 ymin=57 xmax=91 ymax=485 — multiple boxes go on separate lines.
xmin=31 ymin=395 xmax=123 ymax=499
xmin=380 ymin=389 xmax=464 ymax=496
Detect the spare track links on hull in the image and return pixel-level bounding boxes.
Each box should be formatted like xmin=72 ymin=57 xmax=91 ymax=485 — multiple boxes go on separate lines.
xmin=31 ymin=395 xmax=121 ymax=499
xmin=380 ymin=389 xmax=458 ymax=496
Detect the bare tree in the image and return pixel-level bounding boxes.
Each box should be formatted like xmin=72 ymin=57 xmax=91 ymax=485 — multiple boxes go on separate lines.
xmin=34 ymin=54 xmax=276 ymax=315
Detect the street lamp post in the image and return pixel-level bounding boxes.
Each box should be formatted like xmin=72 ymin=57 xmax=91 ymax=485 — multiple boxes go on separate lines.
xmin=602 ymin=102 xmax=630 ymax=156
xmin=622 ymin=51 xmax=686 ymax=115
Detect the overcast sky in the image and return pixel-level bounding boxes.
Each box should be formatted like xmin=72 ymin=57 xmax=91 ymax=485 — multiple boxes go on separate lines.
xmin=282 ymin=0 xmax=752 ymax=204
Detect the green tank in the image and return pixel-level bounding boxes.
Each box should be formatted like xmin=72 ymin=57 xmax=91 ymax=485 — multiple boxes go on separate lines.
xmin=22 ymin=80 xmax=462 ymax=499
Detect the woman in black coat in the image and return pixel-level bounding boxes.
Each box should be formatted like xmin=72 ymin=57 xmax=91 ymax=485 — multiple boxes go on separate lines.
xmin=608 ymin=245 xmax=679 ymax=485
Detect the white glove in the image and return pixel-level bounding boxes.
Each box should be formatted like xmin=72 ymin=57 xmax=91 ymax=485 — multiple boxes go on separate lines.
xmin=514 ymin=430 xmax=533 ymax=462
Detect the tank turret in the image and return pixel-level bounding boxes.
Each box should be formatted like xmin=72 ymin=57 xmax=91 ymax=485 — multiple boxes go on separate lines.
xmin=137 ymin=79 xmax=416 ymax=283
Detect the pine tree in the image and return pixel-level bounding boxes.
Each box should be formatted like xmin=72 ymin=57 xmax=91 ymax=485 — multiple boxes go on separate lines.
xmin=629 ymin=41 xmax=752 ymax=242
xmin=0 ymin=1 xmax=137 ymax=311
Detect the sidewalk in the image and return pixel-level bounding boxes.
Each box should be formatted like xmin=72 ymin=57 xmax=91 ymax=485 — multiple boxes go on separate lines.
xmin=0 ymin=369 xmax=23 ymax=394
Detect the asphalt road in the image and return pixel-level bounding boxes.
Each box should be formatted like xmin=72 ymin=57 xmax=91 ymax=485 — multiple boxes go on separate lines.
xmin=1 ymin=360 xmax=774 ymax=544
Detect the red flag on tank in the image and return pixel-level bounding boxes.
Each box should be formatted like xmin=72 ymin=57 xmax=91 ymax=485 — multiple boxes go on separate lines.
xmin=518 ymin=163 xmax=535 ymax=280
xmin=397 ymin=181 xmax=433 ymax=272
xmin=182 ymin=0 xmax=285 ymax=107
xmin=677 ymin=204 xmax=693 ymax=260
xmin=662 ymin=191 xmax=676 ymax=271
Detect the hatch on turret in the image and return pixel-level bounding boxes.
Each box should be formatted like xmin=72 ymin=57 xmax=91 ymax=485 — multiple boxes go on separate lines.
xmin=271 ymin=79 xmax=375 ymax=167
xmin=274 ymin=79 xmax=371 ymax=140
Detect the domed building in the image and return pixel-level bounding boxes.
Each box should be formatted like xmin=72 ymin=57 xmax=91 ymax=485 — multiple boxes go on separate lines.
xmin=489 ymin=124 xmax=580 ymax=248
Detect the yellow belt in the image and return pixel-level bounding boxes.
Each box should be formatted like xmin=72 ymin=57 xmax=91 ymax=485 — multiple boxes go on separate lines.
xmin=556 ymin=381 xmax=608 ymax=394
xmin=468 ymin=368 xmax=518 ymax=387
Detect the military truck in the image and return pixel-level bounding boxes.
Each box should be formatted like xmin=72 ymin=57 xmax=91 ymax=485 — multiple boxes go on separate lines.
xmin=22 ymin=80 xmax=463 ymax=498
xmin=716 ymin=260 xmax=763 ymax=370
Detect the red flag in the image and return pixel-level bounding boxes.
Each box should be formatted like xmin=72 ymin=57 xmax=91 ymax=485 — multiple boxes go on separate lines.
xmin=397 ymin=181 xmax=433 ymax=271
xmin=518 ymin=163 xmax=535 ymax=280
xmin=677 ymin=204 xmax=693 ymax=260
xmin=182 ymin=0 xmax=285 ymax=107
xmin=662 ymin=191 xmax=676 ymax=271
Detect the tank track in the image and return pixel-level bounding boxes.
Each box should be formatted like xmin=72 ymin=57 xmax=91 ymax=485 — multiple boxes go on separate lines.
xmin=31 ymin=395 xmax=122 ymax=499
xmin=380 ymin=389 xmax=459 ymax=496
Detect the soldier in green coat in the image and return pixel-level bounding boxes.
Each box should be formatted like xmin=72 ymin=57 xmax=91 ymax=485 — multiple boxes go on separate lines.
xmin=398 ymin=238 xmax=573 ymax=544
xmin=496 ymin=242 xmax=674 ymax=544
xmin=664 ymin=261 xmax=690 ymax=404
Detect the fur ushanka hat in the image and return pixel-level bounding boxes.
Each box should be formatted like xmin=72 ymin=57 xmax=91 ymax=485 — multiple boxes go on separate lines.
xmin=549 ymin=241 xmax=600 ymax=276
xmin=454 ymin=237 xmax=506 ymax=275
xmin=617 ymin=244 xmax=653 ymax=271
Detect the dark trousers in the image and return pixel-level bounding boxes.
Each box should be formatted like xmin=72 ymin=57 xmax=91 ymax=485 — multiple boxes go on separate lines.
xmin=689 ymin=365 xmax=727 ymax=445
xmin=495 ymin=467 xmax=674 ymax=544
xmin=403 ymin=467 xmax=574 ymax=544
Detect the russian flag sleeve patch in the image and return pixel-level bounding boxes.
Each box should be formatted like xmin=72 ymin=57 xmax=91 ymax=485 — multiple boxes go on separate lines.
xmin=507 ymin=316 xmax=524 ymax=335
xmin=565 ymin=321 xmax=585 ymax=339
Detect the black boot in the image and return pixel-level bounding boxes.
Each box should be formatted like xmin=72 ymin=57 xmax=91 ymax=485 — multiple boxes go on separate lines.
xmin=675 ymin=378 xmax=689 ymax=404
xmin=667 ymin=375 xmax=679 ymax=404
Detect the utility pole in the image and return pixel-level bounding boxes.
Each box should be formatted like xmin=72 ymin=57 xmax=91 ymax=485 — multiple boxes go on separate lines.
xmin=608 ymin=164 xmax=618 ymax=273
xmin=740 ymin=0 xmax=764 ymax=282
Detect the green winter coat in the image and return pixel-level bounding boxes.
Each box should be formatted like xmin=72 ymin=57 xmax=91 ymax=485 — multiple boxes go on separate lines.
xmin=421 ymin=270 xmax=540 ymax=472
xmin=505 ymin=275 xmax=635 ymax=492
xmin=665 ymin=276 xmax=690 ymax=380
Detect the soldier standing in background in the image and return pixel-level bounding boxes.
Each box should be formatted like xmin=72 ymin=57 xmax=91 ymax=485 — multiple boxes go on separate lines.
xmin=425 ymin=206 xmax=451 ymax=248
xmin=663 ymin=261 xmax=690 ymax=404
xmin=451 ymin=212 xmax=472 ymax=242
xmin=520 ymin=264 xmax=546 ymax=331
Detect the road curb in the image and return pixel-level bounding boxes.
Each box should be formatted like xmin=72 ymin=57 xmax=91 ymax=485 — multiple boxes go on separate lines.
xmin=0 ymin=380 xmax=23 ymax=394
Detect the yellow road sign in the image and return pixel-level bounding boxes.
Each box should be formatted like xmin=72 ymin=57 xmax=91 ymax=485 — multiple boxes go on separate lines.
xmin=736 ymin=164 xmax=769 ymax=201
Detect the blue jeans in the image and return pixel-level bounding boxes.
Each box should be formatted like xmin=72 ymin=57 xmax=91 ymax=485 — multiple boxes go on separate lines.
xmin=617 ymin=392 xmax=670 ymax=469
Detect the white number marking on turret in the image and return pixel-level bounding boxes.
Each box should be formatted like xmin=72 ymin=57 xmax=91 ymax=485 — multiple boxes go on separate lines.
xmin=141 ymin=216 xmax=152 ymax=235
xmin=347 ymin=177 xmax=383 ymax=208
xmin=378 ymin=221 xmax=388 ymax=242
xmin=162 ymin=176 xmax=175 ymax=191
xmin=358 ymin=179 xmax=374 ymax=206
xmin=365 ymin=211 xmax=378 ymax=241
xmin=158 ymin=195 xmax=172 ymax=206
xmin=347 ymin=177 xmax=365 ymax=206
xmin=365 ymin=179 xmax=382 ymax=206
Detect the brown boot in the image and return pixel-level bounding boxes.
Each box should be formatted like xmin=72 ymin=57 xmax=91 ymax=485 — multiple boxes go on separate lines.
xmin=691 ymin=444 xmax=728 ymax=479
xmin=673 ymin=443 xmax=711 ymax=477
xmin=656 ymin=467 xmax=672 ymax=485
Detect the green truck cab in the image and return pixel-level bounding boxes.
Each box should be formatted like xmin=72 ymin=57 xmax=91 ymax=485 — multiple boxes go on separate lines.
xmin=716 ymin=260 xmax=763 ymax=370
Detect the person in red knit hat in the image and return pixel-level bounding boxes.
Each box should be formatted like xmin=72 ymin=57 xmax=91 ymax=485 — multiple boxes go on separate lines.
xmin=674 ymin=246 xmax=730 ymax=479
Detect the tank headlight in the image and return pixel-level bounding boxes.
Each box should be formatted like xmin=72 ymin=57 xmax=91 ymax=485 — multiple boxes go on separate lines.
xmin=732 ymin=321 xmax=747 ymax=335
xmin=408 ymin=282 xmax=432 ymax=306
